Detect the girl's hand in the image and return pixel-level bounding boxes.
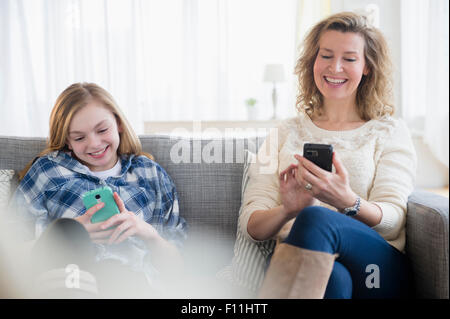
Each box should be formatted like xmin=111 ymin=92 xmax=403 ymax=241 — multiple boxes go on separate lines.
xmin=98 ymin=192 xmax=160 ymax=245
xmin=74 ymin=202 xmax=116 ymax=244
xmin=279 ymin=163 xmax=317 ymax=219
xmin=294 ymin=152 xmax=357 ymax=211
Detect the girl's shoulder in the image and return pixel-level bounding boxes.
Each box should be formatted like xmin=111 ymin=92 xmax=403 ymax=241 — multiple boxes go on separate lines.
xmin=28 ymin=151 xmax=69 ymax=174
xmin=128 ymin=154 xmax=172 ymax=179
xmin=27 ymin=150 xmax=110 ymax=181
xmin=130 ymin=154 xmax=158 ymax=168
xmin=20 ymin=152 xmax=76 ymax=189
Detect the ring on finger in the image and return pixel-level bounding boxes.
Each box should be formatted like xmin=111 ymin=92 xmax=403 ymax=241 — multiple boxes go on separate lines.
xmin=305 ymin=182 xmax=313 ymax=191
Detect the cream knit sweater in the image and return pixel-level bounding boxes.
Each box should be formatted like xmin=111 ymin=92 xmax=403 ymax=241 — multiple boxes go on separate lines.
xmin=240 ymin=112 xmax=417 ymax=252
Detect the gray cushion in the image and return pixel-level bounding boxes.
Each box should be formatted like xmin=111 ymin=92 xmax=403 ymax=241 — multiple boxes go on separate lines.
xmin=139 ymin=136 xmax=265 ymax=273
xmin=0 ymin=136 xmax=47 ymax=172
xmin=406 ymin=190 xmax=449 ymax=298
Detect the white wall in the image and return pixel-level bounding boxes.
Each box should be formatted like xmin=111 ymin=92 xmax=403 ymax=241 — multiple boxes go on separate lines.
xmin=412 ymin=136 xmax=449 ymax=189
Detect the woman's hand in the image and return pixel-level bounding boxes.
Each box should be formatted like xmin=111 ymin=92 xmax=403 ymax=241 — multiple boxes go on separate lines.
xmin=98 ymin=192 xmax=161 ymax=245
xmin=294 ymin=152 xmax=357 ymax=211
xmin=279 ymin=163 xmax=317 ymax=219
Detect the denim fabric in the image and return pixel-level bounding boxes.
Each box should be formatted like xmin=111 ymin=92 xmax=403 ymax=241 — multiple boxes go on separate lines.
xmin=284 ymin=206 xmax=412 ymax=299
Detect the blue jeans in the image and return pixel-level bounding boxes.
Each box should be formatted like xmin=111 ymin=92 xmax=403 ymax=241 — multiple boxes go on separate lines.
xmin=282 ymin=206 xmax=413 ymax=299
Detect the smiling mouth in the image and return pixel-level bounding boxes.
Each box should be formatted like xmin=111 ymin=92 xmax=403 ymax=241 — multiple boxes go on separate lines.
xmin=88 ymin=145 xmax=109 ymax=156
xmin=324 ymin=76 xmax=348 ymax=84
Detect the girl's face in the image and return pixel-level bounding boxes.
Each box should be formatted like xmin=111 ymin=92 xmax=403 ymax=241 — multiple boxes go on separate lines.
xmin=313 ymin=30 xmax=369 ymax=107
xmin=66 ymin=101 xmax=122 ymax=172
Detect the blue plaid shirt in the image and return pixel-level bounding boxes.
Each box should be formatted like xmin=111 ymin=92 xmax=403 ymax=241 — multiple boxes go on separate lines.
xmin=9 ymin=150 xmax=187 ymax=283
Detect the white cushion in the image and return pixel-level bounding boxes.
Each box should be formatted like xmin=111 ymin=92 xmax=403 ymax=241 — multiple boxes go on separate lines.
xmin=0 ymin=170 xmax=14 ymax=210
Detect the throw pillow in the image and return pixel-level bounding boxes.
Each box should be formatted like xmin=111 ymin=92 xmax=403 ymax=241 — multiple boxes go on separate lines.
xmin=0 ymin=170 xmax=14 ymax=211
xmin=217 ymin=150 xmax=276 ymax=294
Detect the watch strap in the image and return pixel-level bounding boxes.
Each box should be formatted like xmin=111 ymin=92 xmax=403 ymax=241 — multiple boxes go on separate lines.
xmin=341 ymin=196 xmax=361 ymax=216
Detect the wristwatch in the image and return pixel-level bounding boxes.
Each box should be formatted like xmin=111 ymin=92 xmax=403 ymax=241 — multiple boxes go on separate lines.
xmin=341 ymin=196 xmax=361 ymax=216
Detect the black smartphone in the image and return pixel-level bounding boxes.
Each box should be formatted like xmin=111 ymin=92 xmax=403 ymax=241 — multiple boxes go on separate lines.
xmin=303 ymin=143 xmax=333 ymax=172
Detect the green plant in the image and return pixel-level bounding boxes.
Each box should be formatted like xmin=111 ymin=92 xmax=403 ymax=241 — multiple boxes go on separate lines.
xmin=245 ymin=98 xmax=257 ymax=107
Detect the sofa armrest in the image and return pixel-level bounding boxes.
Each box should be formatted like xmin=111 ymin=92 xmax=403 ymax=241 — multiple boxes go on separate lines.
xmin=406 ymin=190 xmax=449 ymax=298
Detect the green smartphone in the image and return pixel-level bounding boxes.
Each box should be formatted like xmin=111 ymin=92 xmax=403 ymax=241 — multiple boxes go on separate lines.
xmin=82 ymin=186 xmax=120 ymax=223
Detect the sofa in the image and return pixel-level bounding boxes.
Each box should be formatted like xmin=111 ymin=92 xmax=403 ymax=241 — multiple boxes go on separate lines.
xmin=0 ymin=135 xmax=448 ymax=298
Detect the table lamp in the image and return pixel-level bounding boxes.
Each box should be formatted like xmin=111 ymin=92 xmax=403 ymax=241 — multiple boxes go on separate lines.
xmin=263 ymin=64 xmax=285 ymax=119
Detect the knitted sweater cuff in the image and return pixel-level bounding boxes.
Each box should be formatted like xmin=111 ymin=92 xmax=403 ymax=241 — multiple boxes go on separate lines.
xmin=371 ymin=201 xmax=404 ymax=240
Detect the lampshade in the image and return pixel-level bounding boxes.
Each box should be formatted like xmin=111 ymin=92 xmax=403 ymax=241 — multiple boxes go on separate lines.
xmin=263 ymin=64 xmax=286 ymax=82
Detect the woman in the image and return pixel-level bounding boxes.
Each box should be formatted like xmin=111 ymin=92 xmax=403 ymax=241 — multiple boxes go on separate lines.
xmin=240 ymin=12 xmax=416 ymax=298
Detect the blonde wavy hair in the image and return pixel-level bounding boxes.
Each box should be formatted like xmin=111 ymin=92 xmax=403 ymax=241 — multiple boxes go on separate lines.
xmin=19 ymin=82 xmax=153 ymax=180
xmin=295 ymin=12 xmax=394 ymax=120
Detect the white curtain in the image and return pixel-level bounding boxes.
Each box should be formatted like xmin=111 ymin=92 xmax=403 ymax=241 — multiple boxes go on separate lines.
xmin=401 ymin=0 xmax=449 ymax=168
xmin=0 ymin=0 xmax=147 ymax=136
xmin=0 ymin=0 xmax=301 ymax=137
xmin=295 ymin=0 xmax=330 ymax=46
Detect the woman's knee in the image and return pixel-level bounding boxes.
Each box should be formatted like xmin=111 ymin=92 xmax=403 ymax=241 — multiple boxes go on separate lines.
xmin=296 ymin=206 xmax=331 ymax=225
xmin=284 ymin=206 xmax=339 ymax=250
xmin=289 ymin=206 xmax=336 ymax=236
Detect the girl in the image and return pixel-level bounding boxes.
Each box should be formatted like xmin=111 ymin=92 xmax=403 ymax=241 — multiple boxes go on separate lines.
xmin=10 ymin=82 xmax=187 ymax=297
xmin=238 ymin=12 xmax=416 ymax=298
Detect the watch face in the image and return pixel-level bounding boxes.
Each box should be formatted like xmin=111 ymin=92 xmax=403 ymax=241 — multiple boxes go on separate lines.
xmin=345 ymin=209 xmax=357 ymax=216
xmin=344 ymin=196 xmax=361 ymax=216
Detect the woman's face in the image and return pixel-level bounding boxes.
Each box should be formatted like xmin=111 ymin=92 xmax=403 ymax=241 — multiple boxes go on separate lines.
xmin=313 ymin=30 xmax=369 ymax=106
xmin=66 ymin=100 xmax=122 ymax=172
